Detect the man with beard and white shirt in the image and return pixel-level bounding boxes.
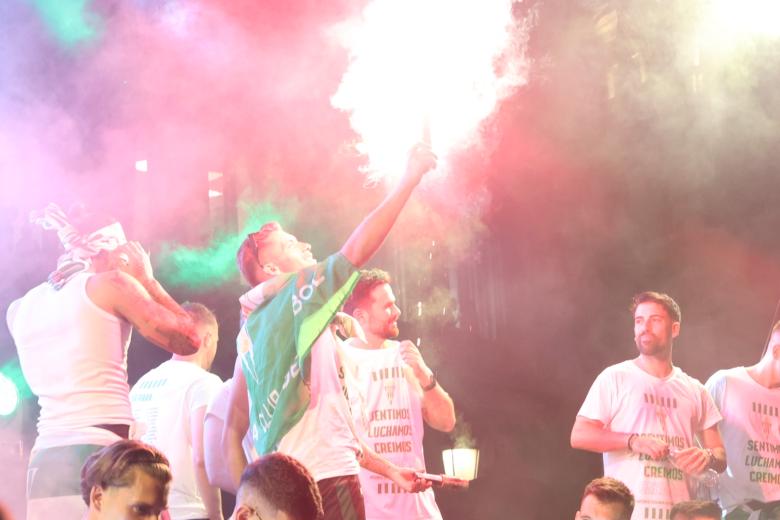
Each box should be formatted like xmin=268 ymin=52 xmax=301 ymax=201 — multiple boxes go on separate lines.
xmin=341 ymin=268 xmax=455 ymax=520
xmin=705 ymin=321 xmax=780 ymax=519
xmin=571 ymin=291 xmax=727 ymax=520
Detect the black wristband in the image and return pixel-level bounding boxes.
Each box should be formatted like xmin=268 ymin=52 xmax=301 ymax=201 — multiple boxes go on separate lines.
xmin=422 ymin=373 xmax=437 ymax=392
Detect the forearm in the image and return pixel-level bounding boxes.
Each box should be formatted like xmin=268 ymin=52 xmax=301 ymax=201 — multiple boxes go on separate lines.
xmin=422 ymin=386 xmax=456 ymax=432
xmin=340 ymin=180 xmax=418 ymax=267
xmin=195 ymin=464 xmax=223 ymax=520
xmin=570 ymin=419 xmax=631 ymax=453
xmin=141 ymin=277 xmax=190 ymax=319
xmin=358 ymin=441 xmax=400 ymax=479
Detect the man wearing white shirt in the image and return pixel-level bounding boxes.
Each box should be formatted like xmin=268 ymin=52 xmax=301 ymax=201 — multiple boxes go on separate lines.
xmin=706 ymin=322 xmax=780 ymax=519
xmin=342 ymin=268 xmax=455 ymax=520
xmin=131 ymin=302 xmax=223 ymax=520
xmin=571 ymin=291 xmax=727 ymax=520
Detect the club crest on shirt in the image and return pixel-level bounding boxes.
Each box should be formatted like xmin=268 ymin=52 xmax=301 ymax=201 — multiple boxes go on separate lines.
xmin=751 ymin=401 xmax=779 ymax=441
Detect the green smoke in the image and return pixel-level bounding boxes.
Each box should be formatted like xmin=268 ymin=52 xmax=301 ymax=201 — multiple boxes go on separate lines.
xmin=29 ymin=0 xmax=102 ymax=47
xmin=156 ymin=199 xmax=297 ymax=290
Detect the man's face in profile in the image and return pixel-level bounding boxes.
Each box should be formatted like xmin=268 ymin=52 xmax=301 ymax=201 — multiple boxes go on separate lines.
xmin=575 ymin=494 xmax=629 ymax=520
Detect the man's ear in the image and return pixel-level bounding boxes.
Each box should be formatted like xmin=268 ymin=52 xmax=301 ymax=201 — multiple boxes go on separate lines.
xmin=234 ymin=505 xmax=254 ymax=520
xmin=671 ymin=321 xmax=680 ymax=338
xmin=261 ymin=263 xmax=281 ymax=276
xmin=353 ymin=307 xmax=368 ymax=325
xmin=90 ymin=485 xmax=104 ymax=512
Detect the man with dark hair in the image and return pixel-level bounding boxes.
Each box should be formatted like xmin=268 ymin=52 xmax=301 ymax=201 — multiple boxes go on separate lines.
xmin=575 ymin=477 xmax=635 ymax=520
xmin=571 ymin=291 xmax=726 ymax=520
xmin=234 ymin=453 xmax=323 ymax=520
xmin=6 ymin=204 xmax=201 ymax=520
xmin=705 ymin=321 xmax=780 ymax=519
xmin=669 ymin=500 xmax=722 ymax=520
xmin=342 ymin=268 xmax=455 ymax=519
xmin=224 ymin=145 xmax=436 ymax=520
xmin=81 ymin=439 xmax=172 ymax=520
xmin=131 ymin=302 xmax=223 ymax=519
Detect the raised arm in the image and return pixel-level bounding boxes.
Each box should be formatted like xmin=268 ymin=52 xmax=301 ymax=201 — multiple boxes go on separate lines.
xmin=223 ymin=358 xmax=250 ymax=494
xmin=570 ymin=416 xmax=669 ymax=460
xmin=340 ymin=144 xmax=436 ymax=267
xmin=87 ymin=241 xmax=200 ymax=355
xmin=88 ymin=270 xmax=200 ymax=355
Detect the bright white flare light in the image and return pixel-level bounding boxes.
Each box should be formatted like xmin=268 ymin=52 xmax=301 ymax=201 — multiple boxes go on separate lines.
xmin=135 ymin=159 xmax=148 ymax=173
xmin=707 ymin=0 xmax=780 ymax=39
xmin=331 ymin=0 xmax=531 ymax=182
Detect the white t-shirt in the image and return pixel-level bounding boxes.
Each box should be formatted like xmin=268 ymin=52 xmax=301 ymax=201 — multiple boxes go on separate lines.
xmin=706 ymin=367 xmax=780 ymax=512
xmin=130 ymin=360 xmax=222 ymax=520
xmin=271 ymin=329 xmax=361 ymax=481
xmin=205 ymin=378 xmax=256 ymax=461
xmin=342 ymin=339 xmax=442 ymax=520
xmin=577 ymin=360 xmax=722 ymax=520
xmin=6 ymin=272 xmax=134 ymax=450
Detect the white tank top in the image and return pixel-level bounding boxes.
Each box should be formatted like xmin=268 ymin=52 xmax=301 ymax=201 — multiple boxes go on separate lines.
xmin=7 ymin=272 xmax=134 ymax=450
xmin=342 ymin=339 xmax=443 ymax=520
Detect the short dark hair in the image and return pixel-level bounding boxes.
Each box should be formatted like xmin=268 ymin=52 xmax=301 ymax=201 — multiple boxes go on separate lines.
xmin=580 ymin=477 xmax=634 ymax=517
xmin=343 ymin=268 xmax=392 ymax=316
xmin=182 ymin=301 xmax=218 ymax=330
xmin=239 ymin=453 xmax=323 ymax=520
xmin=670 ymin=500 xmax=721 ymax=520
xmin=80 ymin=440 xmax=172 ymax=506
xmin=237 ymin=221 xmax=282 ymax=286
xmin=630 ymin=291 xmax=682 ymax=323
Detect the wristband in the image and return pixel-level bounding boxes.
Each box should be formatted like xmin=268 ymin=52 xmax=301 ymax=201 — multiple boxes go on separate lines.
xmin=627 ymin=433 xmax=638 ymax=452
xmin=422 ymin=373 xmax=437 ymax=392
xmin=704 ymin=448 xmax=715 ymax=467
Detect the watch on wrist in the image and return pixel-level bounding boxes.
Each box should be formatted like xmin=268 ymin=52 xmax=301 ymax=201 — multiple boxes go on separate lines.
xmin=422 ymin=372 xmax=437 ymax=392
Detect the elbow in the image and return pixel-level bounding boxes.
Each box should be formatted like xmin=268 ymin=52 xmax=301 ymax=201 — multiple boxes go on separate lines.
xmin=171 ymin=331 xmax=200 ymax=356
xmin=440 ymin=415 xmax=456 ymax=433
xmin=570 ymin=429 xmax=583 ymax=450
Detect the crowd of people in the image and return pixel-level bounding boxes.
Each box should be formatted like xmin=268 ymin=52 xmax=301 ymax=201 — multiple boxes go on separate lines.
xmin=6 ymin=142 xmax=780 ymax=520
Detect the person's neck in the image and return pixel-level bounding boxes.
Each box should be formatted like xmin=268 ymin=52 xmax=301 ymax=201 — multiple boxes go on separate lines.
xmin=634 ymin=353 xmax=674 ymax=378
xmin=172 ymin=354 xmax=203 ymax=368
xmin=746 ymin=359 xmax=780 ymax=389
xmin=360 ymin=331 xmax=388 ymax=350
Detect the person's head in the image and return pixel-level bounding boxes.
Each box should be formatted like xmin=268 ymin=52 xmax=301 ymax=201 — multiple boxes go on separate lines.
xmin=631 ymin=291 xmax=681 ymax=357
xmin=669 ymin=500 xmax=722 ymax=520
xmin=237 ymin=222 xmax=316 ymax=287
xmin=176 ymin=302 xmax=219 ymax=370
xmin=343 ymin=269 xmax=400 ymax=341
xmin=575 ymin=477 xmax=634 ymax=520
xmin=235 ymin=453 xmax=323 ymax=520
xmin=81 ymin=440 xmax=172 ymax=520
